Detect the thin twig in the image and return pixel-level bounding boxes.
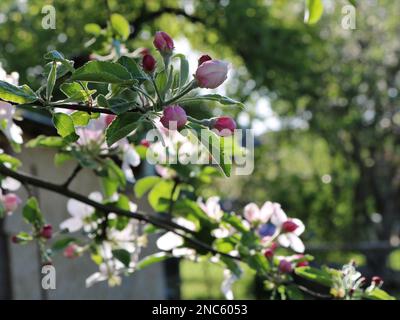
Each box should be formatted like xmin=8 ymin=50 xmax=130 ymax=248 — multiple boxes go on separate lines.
xmin=61 ymin=164 xmax=82 ymax=188
xmin=19 ymin=102 xmax=144 ymax=115
xmin=297 ymin=285 xmax=332 ymax=299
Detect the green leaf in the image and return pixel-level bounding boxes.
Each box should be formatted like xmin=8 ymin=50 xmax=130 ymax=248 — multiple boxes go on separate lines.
xmin=214 ymin=238 xmax=235 ymax=253
xmin=117 ymin=56 xmax=147 ymax=82
xmin=112 ymin=249 xmax=131 ymax=267
xmin=46 ymin=62 xmax=57 ymax=101
xmin=305 ymin=0 xmax=324 ymax=24
xmin=22 ymin=197 xmax=44 ymax=226
xmin=104 ymin=158 xmax=126 ymax=188
xmin=294 ymin=266 xmax=333 ymax=287
xmin=179 ymin=94 xmax=244 ymax=109
xmin=96 ymin=94 xmax=108 ymax=107
xmin=108 ymin=98 xmax=137 ymax=115
xmin=286 ymin=284 xmax=304 ymax=300
xmin=0 ymin=80 xmax=37 ymax=104
xmin=70 ymin=61 xmax=132 ymax=84
xmin=364 ymin=288 xmax=395 ymax=300
xmin=173 ymin=54 xmax=189 ymax=91
xmin=0 ymin=153 xmax=21 ymax=169
xmin=43 ymin=62 xmax=71 ymax=79
xmin=0 ymin=202 xmax=4 ymax=218
xmin=110 ymin=14 xmax=130 ymax=41
xmin=134 ymin=176 xmax=162 ymax=198
xmin=84 ymin=23 xmax=102 ymax=36
xmin=220 ymin=256 xmax=242 ymax=278
xmin=245 ymin=253 xmax=271 ymax=273
xmin=71 ymin=111 xmax=94 ymax=126
xmin=155 ymin=70 xmax=168 ymax=100
xmin=173 ymin=199 xmax=212 ymax=226
xmin=136 ymin=252 xmax=170 ymax=270
xmin=13 ymin=232 xmax=33 ymax=244
xmin=148 ymin=180 xmax=176 ymax=212
xmin=101 ymin=177 xmax=118 ymax=198
xmin=52 ymin=113 xmax=79 ymax=143
xmin=184 ymin=123 xmax=232 ymax=177
xmin=44 ymin=50 xmax=74 ymax=72
xmin=105 ymin=112 xmax=141 ymax=146
xmin=52 ymin=237 xmax=76 ymax=251
xmin=222 ymin=213 xmax=248 ymax=233
xmin=26 ymin=135 xmax=65 ymax=148
xmin=60 ymin=82 xmax=94 ymax=102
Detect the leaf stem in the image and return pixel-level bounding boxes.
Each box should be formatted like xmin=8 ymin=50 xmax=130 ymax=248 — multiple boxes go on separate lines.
xmin=163 ymin=80 xmax=197 ymax=106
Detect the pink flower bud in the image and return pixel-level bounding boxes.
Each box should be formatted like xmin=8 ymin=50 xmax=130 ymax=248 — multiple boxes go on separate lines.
xmin=278 ymin=259 xmax=293 ymax=273
xmin=153 ymin=31 xmax=174 ymax=54
xmin=3 ymin=193 xmax=21 ymax=213
xmin=212 ymin=116 xmax=236 ymax=136
xmin=11 ymin=235 xmax=20 ymax=244
xmin=64 ymin=244 xmax=78 ymax=259
xmin=105 ymin=114 xmax=116 ymax=127
xmin=264 ymin=248 xmax=274 ymax=259
xmin=198 ymin=54 xmax=212 ymax=66
xmin=160 ymin=105 xmax=187 ymax=130
xmin=195 ymin=60 xmax=228 ymax=89
xmin=282 ymin=220 xmax=299 ymax=233
xmin=40 ymin=224 xmax=53 ymax=239
xmin=296 ymin=261 xmax=309 ymax=267
xmin=140 ymin=139 xmax=150 ymax=148
xmin=372 ymin=276 xmax=383 ymax=286
xmin=142 ymin=54 xmax=156 ymax=73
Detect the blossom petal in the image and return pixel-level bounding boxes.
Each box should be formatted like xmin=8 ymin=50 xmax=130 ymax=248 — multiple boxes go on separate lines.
xmin=287 ymin=233 xmax=305 ymax=253
xmin=292 ymin=218 xmax=305 ymax=236
xmin=2 ymin=177 xmax=21 ymax=191
xmin=259 ymin=201 xmax=275 ymax=223
xmin=67 ymin=198 xmax=92 ymax=218
xmin=277 ymin=234 xmax=291 ymax=248
xmin=271 ymin=206 xmax=288 ymax=226
xmin=243 ymin=202 xmax=259 ymax=223
xmin=156 ymin=232 xmax=184 ymax=251
xmin=60 ymin=217 xmax=83 ymax=233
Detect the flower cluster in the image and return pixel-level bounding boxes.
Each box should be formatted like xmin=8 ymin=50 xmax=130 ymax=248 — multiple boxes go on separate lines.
xmin=60 ymin=191 xmax=146 ymax=287
xmin=244 ymin=201 xmax=305 ymax=253
xmin=143 ymin=31 xmax=236 ymax=136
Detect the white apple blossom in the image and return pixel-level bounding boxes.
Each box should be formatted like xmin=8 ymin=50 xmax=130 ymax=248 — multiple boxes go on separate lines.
xmin=73 ymin=115 xmax=141 ymax=182
xmin=271 ymin=206 xmax=305 ymax=253
xmin=156 ymin=217 xmax=196 ymax=251
xmin=197 ymin=196 xmax=223 ymax=221
xmin=243 ymin=201 xmax=279 ymax=224
xmin=60 ymin=191 xmax=102 ymax=232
